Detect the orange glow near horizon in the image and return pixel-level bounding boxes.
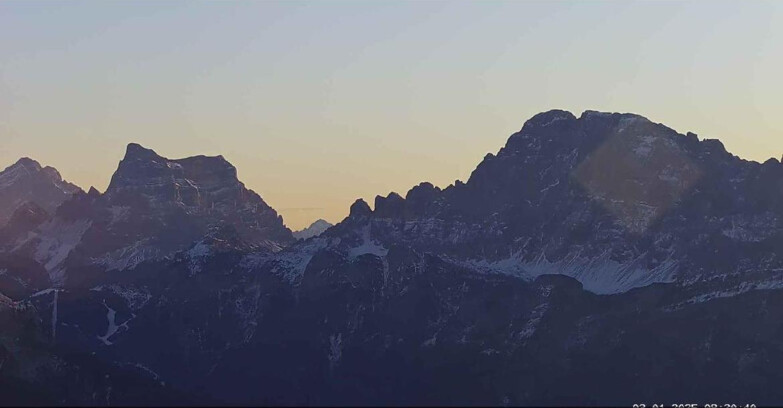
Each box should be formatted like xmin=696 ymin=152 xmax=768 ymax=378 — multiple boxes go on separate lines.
xmin=2 ymin=1 xmax=782 ymax=230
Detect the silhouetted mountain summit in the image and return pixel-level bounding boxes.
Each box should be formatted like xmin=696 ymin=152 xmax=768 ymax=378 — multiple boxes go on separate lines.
xmin=293 ymin=219 xmax=334 ymax=240
xmin=319 ymin=109 xmax=782 ymax=293
xmin=0 ymin=157 xmax=82 ymax=226
xmin=106 ymin=143 xmax=293 ymax=244
xmin=1 ymin=143 xmax=293 ymax=288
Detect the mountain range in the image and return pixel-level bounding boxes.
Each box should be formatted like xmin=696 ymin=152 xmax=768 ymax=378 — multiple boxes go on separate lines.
xmin=2 ymin=109 xmax=783 ymax=405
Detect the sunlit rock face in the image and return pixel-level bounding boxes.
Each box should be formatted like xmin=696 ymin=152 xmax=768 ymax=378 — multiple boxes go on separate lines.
xmin=0 ymin=158 xmax=82 ymax=227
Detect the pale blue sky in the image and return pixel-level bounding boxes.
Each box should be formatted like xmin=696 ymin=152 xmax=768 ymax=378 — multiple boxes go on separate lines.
xmin=2 ymin=1 xmax=782 ymax=228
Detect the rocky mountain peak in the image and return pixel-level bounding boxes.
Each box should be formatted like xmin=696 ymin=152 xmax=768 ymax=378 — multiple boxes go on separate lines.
xmin=349 ymin=199 xmax=372 ymax=218
xmin=2 ymin=158 xmax=42 ymax=186
xmin=106 ymin=143 xmax=246 ymax=209
xmin=0 ymin=157 xmax=82 ymax=226
xmin=374 ymin=192 xmax=405 ymax=218
xmin=293 ymin=219 xmax=334 ymax=240
xmin=107 ymin=143 xmax=170 ymax=193
xmin=405 ymin=182 xmax=441 ymax=215
xmin=323 ymin=109 xmax=783 ymax=294
xmin=9 ymin=157 xmax=43 ymax=172
xmin=523 ymin=109 xmax=577 ymax=129
xmin=108 ymin=143 xmax=240 ymax=197
xmin=123 ymin=142 xmax=161 ymax=161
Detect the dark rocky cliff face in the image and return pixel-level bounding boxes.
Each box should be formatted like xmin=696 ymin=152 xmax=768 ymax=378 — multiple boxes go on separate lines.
xmin=1 ymin=144 xmax=294 ymax=290
xmin=326 ymin=110 xmax=783 ymax=293
xmin=3 ymin=111 xmax=783 ymax=405
xmin=104 ymin=143 xmax=293 ymax=248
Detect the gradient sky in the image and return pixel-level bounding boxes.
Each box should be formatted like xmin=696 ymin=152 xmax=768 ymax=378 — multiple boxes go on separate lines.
xmin=2 ymin=1 xmax=782 ymax=230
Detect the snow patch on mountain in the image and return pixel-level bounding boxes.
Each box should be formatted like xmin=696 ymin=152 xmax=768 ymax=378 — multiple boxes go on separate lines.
xmin=665 ymin=276 xmax=783 ymax=311
xmin=92 ymin=240 xmax=160 ymax=271
xmin=30 ymin=288 xmax=57 ymax=298
xmin=516 ymin=302 xmax=548 ymax=340
xmin=271 ymin=236 xmax=335 ymax=282
xmin=97 ymin=301 xmax=133 ymax=346
xmin=91 ymin=285 xmax=151 ymax=311
xmin=348 ymin=225 xmax=388 ymax=259
xmin=29 ymin=219 xmax=92 ymax=285
xmin=97 ymin=303 xmax=119 ymax=346
xmin=463 ymin=250 xmax=678 ymax=295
